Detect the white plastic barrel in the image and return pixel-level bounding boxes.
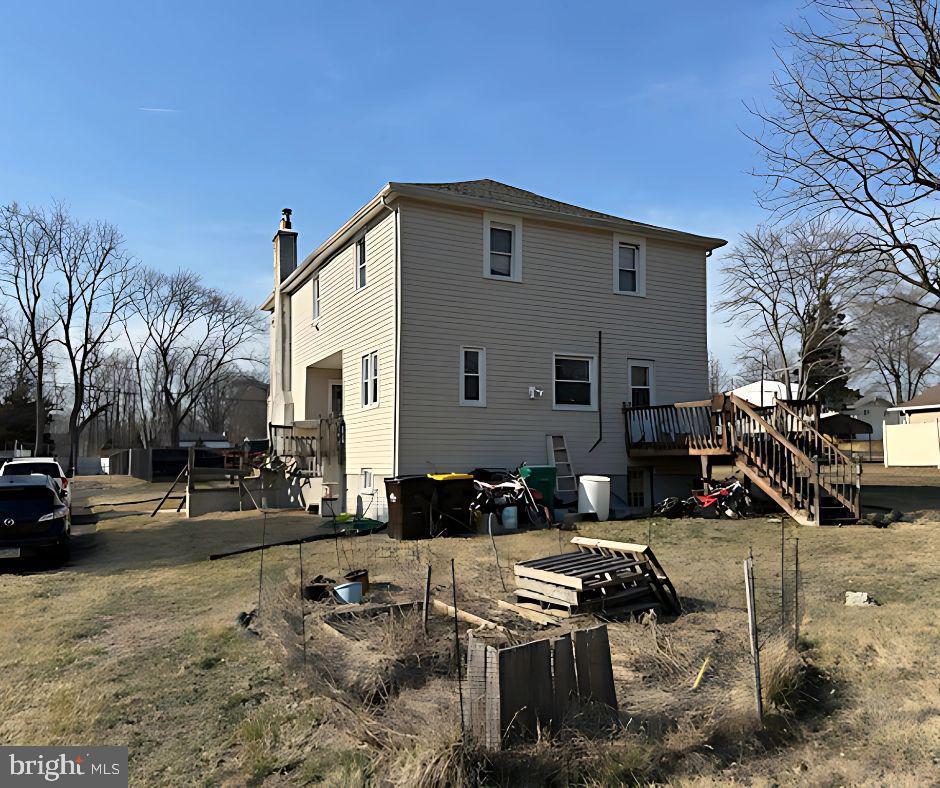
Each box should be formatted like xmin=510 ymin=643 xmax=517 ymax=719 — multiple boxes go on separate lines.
xmin=578 ymin=475 xmax=611 ymax=520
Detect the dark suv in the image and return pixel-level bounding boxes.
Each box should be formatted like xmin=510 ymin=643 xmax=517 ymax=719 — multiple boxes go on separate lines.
xmin=0 ymin=475 xmax=71 ymax=563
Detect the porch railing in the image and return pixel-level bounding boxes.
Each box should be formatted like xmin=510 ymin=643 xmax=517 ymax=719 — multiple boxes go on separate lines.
xmin=623 ymin=398 xmax=728 ymax=455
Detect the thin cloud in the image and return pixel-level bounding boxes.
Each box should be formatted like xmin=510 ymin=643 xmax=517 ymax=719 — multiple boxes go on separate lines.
xmin=138 ymin=107 xmax=179 ymax=113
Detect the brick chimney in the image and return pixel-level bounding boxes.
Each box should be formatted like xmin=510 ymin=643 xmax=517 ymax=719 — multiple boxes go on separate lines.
xmin=274 ymin=208 xmax=298 ymax=283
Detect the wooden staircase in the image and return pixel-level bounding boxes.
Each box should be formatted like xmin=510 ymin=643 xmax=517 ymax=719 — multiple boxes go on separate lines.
xmin=624 ymin=394 xmax=861 ymax=525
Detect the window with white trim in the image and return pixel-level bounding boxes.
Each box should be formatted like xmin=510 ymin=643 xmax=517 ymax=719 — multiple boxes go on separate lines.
xmin=553 ymin=354 xmax=597 ymax=410
xmin=361 ymin=351 xmax=378 ymax=407
xmin=355 ymin=237 xmax=367 ymax=289
xmin=628 ymin=360 xmax=654 ymax=406
xmin=613 ymin=234 xmax=646 ymax=296
xmin=312 ymin=277 xmax=320 ymax=321
xmin=483 ymin=214 xmax=522 ymax=281
xmin=459 ymin=347 xmax=486 ymax=406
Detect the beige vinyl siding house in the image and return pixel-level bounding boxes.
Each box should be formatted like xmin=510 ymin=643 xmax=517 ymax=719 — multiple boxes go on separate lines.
xmin=397 ymin=199 xmax=710 ymax=481
xmin=264 ymin=180 xmax=725 ymax=516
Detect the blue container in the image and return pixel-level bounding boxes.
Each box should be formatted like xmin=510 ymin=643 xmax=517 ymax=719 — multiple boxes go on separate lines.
xmin=334 ymin=581 xmax=363 ymax=603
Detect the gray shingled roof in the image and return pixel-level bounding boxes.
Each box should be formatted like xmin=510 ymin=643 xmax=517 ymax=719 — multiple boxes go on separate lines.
xmin=396 ymin=178 xmax=678 ymax=230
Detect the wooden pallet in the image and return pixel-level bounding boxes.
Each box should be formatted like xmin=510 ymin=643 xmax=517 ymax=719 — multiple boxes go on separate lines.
xmin=512 ymin=537 xmax=680 ymax=618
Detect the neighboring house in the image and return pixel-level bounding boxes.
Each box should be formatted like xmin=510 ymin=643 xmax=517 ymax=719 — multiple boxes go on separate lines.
xmin=888 ymin=384 xmax=940 ymax=424
xmin=883 ymin=384 xmax=940 ymax=468
xmin=263 ymin=179 xmax=726 ymax=517
xmin=730 ymin=380 xmax=799 ymax=407
xmin=842 ymin=393 xmax=897 ymax=439
xmin=226 ymin=376 xmax=269 ymax=442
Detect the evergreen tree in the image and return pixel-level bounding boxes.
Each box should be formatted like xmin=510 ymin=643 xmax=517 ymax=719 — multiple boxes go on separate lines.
xmin=800 ymin=296 xmax=858 ymax=410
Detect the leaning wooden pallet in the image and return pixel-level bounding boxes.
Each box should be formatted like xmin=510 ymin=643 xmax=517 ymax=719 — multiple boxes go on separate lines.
xmin=511 ymin=537 xmax=681 ymax=618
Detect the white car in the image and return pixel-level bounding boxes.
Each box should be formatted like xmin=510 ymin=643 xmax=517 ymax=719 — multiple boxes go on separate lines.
xmin=0 ymin=457 xmax=70 ymax=503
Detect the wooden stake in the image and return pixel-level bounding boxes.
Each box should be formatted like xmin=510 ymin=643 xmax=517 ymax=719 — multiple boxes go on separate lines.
xmin=149 ymin=465 xmax=187 ymax=517
xmin=744 ymin=556 xmax=763 ymax=723
xmin=422 ymin=563 xmax=432 ymax=634
xmin=257 ymin=510 xmax=268 ymax=614
xmin=793 ymin=537 xmax=800 ymax=649
xmin=451 ymin=558 xmax=466 ymax=738
xmin=780 ymin=519 xmax=786 ymax=632
xmin=299 ymin=541 xmax=307 ymax=670
xmin=692 ymin=656 xmax=710 ymax=690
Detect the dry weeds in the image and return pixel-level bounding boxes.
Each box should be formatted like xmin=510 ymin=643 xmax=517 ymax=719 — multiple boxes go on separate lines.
xmin=0 ymin=471 xmax=938 ymax=785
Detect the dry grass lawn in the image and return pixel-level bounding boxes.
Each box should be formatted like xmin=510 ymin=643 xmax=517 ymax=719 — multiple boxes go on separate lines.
xmin=0 ymin=468 xmax=938 ymax=785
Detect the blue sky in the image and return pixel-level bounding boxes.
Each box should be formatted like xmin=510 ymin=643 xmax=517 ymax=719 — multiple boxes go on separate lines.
xmin=0 ymin=0 xmax=802 ymax=368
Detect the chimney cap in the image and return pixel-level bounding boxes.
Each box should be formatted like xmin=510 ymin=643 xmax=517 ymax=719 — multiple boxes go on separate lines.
xmin=280 ymin=208 xmax=292 ymax=230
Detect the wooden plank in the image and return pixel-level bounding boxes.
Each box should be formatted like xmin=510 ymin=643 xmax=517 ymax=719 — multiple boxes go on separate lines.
xmin=465 ymin=632 xmax=489 ymax=740
xmin=514 ymin=587 xmax=576 ymax=609
xmin=514 ymin=585 xmax=653 ymax=614
xmin=520 ymin=552 xmax=600 ymax=570
xmin=570 ymin=558 xmax=647 ymax=578
xmin=552 ymin=634 xmax=577 ymax=728
xmin=514 ymin=563 xmax=584 ymax=591
xmin=514 ymin=576 xmax=581 ymax=605
xmin=432 ymin=599 xmax=507 ymax=632
xmin=521 ymin=554 xmax=641 ymax=578
xmin=498 ymin=639 xmax=553 ymax=744
xmin=571 ymin=536 xmax=649 ymax=553
xmin=484 ymin=643 xmax=501 ymax=750
xmin=573 ymin=625 xmax=617 ymax=711
xmin=497 ymin=599 xmax=559 ymax=626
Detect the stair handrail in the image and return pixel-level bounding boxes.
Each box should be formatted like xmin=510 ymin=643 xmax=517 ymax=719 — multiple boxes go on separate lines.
xmin=773 ymin=398 xmax=860 ymax=518
xmin=774 ymin=399 xmax=854 ymax=465
xmin=727 ymin=394 xmax=812 ymax=468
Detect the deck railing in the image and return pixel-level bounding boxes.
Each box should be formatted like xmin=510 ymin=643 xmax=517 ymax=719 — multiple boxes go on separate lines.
xmin=625 ymin=394 xmax=861 ymax=523
xmin=623 ymin=398 xmax=727 ymax=455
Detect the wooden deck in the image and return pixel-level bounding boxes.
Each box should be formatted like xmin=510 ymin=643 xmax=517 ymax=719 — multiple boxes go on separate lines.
xmin=624 ymin=395 xmax=861 ymax=525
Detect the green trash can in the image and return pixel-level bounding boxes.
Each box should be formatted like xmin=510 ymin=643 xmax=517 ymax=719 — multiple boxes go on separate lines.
xmin=518 ymin=465 xmax=557 ymax=509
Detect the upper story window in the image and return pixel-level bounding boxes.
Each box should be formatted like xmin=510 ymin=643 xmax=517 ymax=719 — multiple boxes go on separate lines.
xmin=613 ymin=234 xmax=646 ymax=296
xmin=483 ymin=213 xmax=523 ymax=281
xmin=361 ymin=351 xmax=378 ymax=407
xmin=459 ymin=346 xmax=486 ymax=407
xmin=355 ymin=237 xmax=367 ymax=290
xmin=553 ymin=353 xmax=597 ymax=411
xmin=312 ymin=277 xmax=320 ymax=321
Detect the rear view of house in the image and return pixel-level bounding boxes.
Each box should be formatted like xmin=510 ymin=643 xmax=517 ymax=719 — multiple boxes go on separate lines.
xmin=263 ymin=180 xmax=726 ymax=517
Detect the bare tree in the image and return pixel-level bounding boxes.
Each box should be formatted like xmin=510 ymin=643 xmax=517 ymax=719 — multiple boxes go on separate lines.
xmin=719 ymin=219 xmax=879 ymax=398
xmin=45 ymin=207 xmax=137 ymax=473
xmin=192 ymin=368 xmax=241 ymax=435
xmin=0 ymin=204 xmax=57 ymax=451
xmin=848 ymin=293 xmax=940 ymax=403
xmin=127 ymin=269 xmax=265 ymax=447
xmin=708 ymin=353 xmax=731 ymax=396
xmin=754 ymin=0 xmax=940 ymax=310
xmin=0 ymin=312 xmax=37 ymax=400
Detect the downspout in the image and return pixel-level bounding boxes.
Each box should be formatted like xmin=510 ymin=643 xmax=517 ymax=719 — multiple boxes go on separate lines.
xmin=382 ymin=195 xmax=401 ymax=477
xmin=589 ymin=330 xmax=603 ymax=452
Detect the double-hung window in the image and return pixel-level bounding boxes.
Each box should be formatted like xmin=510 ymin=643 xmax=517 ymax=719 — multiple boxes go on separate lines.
xmin=312 ymin=277 xmax=320 ymax=321
xmin=459 ymin=347 xmax=486 ymax=406
xmin=355 ymin=237 xmax=367 ymax=290
xmin=628 ymin=361 xmax=653 ymax=406
xmin=613 ymin=234 xmax=646 ymax=296
xmin=553 ymin=354 xmax=597 ymax=410
xmin=361 ymin=351 xmax=378 ymax=407
xmin=483 ymin=214 xmax=522 ymax=281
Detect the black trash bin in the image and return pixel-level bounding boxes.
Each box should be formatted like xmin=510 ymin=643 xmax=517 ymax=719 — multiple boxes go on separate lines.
xmin=429 ymin=473 xmax=476 ymax=533
xmin=385 ymin=475 xmax=436 ymax=540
